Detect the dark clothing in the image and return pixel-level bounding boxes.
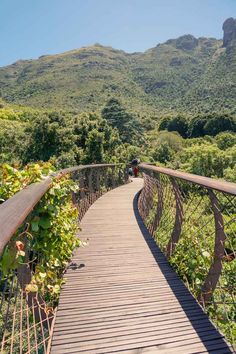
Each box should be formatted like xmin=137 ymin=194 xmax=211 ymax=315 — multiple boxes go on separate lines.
xmin=131 ymin=158 xmax=139 ymax=166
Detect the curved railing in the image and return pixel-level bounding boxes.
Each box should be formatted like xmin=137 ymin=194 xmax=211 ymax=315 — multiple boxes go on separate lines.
xmin=0 ymin=164 xmax=128 ymax=353
xmin=138 ymin=163 xmax=236 ymax=347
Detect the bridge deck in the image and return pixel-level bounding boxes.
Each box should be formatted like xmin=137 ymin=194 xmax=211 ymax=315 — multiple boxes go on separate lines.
xmin=51 ymin=179 xmax=232 ymax=354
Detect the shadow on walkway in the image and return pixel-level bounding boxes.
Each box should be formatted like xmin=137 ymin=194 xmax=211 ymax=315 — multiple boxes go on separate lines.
xmin=133 ymin=191 xmax=234 ymax=354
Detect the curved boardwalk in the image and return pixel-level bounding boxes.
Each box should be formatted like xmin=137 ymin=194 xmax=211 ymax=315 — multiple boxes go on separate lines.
xmin=51 ymin=179 xmax=232 ymax=354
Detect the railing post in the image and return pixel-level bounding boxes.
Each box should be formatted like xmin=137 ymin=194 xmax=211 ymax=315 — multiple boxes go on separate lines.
xmin=166 ymin=178 xmax=184 ymax=258
xmin=198 ymin=189 xmax=226 ymax=307
xmin=138 ymin=173 xmax=156 ymax=229
xmin=151 ymin=176 xmax=163 ymax=236
xmin=139 ymin=174 xmax=149 ymax=220
xmin=124 ymin=167 xmax=129 ymax=184
xmin=96 ymin=168 xmax=101 ymax=196
xmin=79 ymin=171 xmax=85 ymax=199
xmin=88 ymin=170 xmax=93 ymax=194
xmin=71 ymin=171 xmax=78 ymax=206
xmin=78 ymin=171 xmax=86 ymax=220
xmin=104 ymin=168 xmax=109 ymax=190
xmin=112 ymin=166 xmax=116 ymax=189
xmin=118 ymin=167 xmax=123 ymax=185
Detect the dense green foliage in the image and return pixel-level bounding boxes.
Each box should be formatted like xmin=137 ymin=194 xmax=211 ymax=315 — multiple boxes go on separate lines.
xmin=0 ymin=105 xmax=123 ymax=167
xmin=0 ymin=162 xmax=80 ymax=304
xmin=145 ymin=130 xmax=236 ymax=181
xmin=0 ymin=97 xmax=235 ymax=183
xmin=159 ymin=113 xmax=236 ymax=138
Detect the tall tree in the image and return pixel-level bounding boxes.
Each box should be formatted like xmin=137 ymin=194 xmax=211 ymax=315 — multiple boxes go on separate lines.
xmin=101 ymin=98 xmax=143 ymax=143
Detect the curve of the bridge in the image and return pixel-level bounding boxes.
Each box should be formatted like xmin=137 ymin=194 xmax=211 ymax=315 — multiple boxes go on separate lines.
xmin=51 ymin=179 xmax=232 ymax=354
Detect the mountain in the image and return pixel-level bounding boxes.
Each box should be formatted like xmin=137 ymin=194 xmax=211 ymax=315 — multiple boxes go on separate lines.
xmin=0 ymin=19 xmax=236 ymax=116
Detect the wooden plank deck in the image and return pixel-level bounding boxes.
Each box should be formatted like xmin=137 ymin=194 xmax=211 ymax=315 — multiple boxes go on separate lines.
xmin=51 ymin=178 xmax=233 ymax=354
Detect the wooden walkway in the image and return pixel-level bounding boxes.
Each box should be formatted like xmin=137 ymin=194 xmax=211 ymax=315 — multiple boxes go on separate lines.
xmin=51 ymin=179 xmax=232 ymax=354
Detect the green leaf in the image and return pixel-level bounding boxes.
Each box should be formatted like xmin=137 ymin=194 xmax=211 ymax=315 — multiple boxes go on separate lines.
xmin=0 ymin=247 xmax=17 ymax=275
xmin=31 ymin=216 xmax=40 ymax=232
xmin=31 ymin=220 xmax=39 ymax=232
xmin=39 ymin=216 xmax=51 ymax=229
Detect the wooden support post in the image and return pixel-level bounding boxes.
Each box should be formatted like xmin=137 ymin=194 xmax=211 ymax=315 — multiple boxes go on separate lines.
xmin=151 ymin=177 xmax=163 ymax=236
xmin=71 ymin=171 xmax=78 ymax=206
xmin=112 ymin=166 xmax=116 ymax=189
xmin=79 ymin=172 xmax=85 ymax=199
xmin=88 ymin=170 xmax=93 ymax=194
xmin=198 ymin=190 xmax=226 ymax=307
xmin=96 ymin=169 xmax=100 ymax=190
xmin=166 ymin=178 xmax=184 ymax=258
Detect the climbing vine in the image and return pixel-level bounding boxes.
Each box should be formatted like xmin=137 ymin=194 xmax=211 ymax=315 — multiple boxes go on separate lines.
xmin=0 ymin=162 xmax=80 ymax=305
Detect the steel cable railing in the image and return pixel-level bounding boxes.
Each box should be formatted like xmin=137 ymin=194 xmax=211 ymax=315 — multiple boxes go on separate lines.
xmin=138 ymin=163 xmax=236 ymax=350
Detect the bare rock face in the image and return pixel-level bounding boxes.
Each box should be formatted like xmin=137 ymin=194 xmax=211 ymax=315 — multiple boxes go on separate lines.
xmin=223 ymin=18 xmax=236 ymax=47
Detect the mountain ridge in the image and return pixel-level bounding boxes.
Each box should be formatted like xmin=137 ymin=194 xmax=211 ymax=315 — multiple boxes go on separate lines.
xmin=0 ymin=18 xmax=235 ymax=117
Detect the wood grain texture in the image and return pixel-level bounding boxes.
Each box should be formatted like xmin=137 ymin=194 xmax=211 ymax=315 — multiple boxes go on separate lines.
xmin=51 ymin=179 xmax=233 ymax=354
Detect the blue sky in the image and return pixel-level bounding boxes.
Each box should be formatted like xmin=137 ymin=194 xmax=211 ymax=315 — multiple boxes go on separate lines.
xmin=0 ymin=0 xmax=235 ymax=67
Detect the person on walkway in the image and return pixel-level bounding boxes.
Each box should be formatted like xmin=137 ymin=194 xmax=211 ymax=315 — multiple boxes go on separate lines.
xmin=131 ymin=158 xmax=140 ymax=178
xmin=128 ymin=166 xmax=133 ymax=176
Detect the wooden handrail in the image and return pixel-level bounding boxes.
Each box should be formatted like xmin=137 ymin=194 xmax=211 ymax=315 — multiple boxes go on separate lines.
xmin=0 ymin=164 xmax=118 ymax=255
xmin=140 ymin=163 xmax=236 ymax=196
xmin=138 ymin=166 xmax=236 ymax=345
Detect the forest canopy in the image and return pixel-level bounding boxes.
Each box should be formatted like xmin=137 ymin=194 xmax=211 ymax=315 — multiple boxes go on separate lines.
xmin=0 ymin=97 xmax=235 ymax=182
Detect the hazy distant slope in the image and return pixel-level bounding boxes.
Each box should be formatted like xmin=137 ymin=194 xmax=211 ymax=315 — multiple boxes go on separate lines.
xmin=0 ymin=20 xmax=236 ymax=115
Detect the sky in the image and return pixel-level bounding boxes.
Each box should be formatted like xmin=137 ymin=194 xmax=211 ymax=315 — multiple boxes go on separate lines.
xmin=0 ymin=0 xmax=236 ymax=67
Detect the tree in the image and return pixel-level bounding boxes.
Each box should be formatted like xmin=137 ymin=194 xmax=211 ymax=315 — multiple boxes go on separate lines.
xmin=167 ymin=116 xmax=189 ymax=138
xmin=188 ymin=117 xmax=207 ymax=138
xmin=84 ymin=129 xmax=105 ymax=163
xmin=177 ymin=143 xmax=230 ymax=178
xmin=23 ymin=112 xmax=76 ymax=164
xmin=152 ymin=142 xmax=175 ymax=163
xmin=148 ymin=131 xmax=183 ymax=163
xmin=158 ymin=116 xmax=171 ymax=131
xmin=204 ymin=115 xmax=236 ymax=136
xmin=101 ymin=98 xmax=143 ymax=143
xmin=215 ymin=132 xmax=236 ymax=150
xmin=74 ymin=112 xmax=121 ymax=163
xmin=0 ymin=120 xmax=26 ymax=165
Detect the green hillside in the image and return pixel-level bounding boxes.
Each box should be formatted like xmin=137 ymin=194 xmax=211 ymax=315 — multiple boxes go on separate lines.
xmin=0 ymin=18 xmax=236 ymax=116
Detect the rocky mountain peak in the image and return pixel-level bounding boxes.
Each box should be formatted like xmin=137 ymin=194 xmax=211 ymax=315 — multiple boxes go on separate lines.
xmin=223 ymin=17 xmax=236 ymax=47
xmin=175 ymin=35 xmax=198 ymax=50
